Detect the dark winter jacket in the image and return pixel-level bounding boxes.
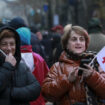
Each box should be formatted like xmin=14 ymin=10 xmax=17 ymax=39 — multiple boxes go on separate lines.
xmin=31 ymin=32 xmax=46 ymax=59
xmin=0 ymin=26 xmax=41 ymax=105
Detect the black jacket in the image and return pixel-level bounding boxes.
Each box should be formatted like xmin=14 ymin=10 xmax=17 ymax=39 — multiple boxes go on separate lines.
xmin=31 ymin=32 xmax=46 ymax=59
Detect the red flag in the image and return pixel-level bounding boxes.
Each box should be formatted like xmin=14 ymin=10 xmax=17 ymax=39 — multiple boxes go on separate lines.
xmin=96 ymin=46 xmax=105 ymax=71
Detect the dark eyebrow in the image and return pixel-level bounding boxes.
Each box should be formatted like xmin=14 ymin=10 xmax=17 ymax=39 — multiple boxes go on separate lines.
xmin=80 ymin=36 xmax=85 ymax=38
xmin=71 ymin=36 xmax=77 ymax=38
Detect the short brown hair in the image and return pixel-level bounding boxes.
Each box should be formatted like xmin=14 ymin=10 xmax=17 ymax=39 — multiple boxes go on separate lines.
xmin=61 ymin=24 xmax=89 ymax=50
xmin=0 ymin=29 xmax=16 ymax=41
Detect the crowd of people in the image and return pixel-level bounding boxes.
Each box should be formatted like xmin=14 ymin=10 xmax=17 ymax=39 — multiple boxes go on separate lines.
xmin=0 ymin=16 xmax=105 ymax=105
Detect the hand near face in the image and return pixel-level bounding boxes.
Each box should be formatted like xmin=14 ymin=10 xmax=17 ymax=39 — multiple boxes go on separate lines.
xmin=68 ymin=67 xmax=78 ymax=82
xmin=5 ymin=53 xmax=16 ymax=66
xmin=79 ymin=64 xmax=94 ymax=78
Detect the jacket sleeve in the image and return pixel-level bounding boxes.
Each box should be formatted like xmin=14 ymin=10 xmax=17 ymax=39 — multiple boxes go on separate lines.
xmin=41 ymin=62 xmax=71 ymax=102
xmin=11 ymin=69 xmax=41 ymax=102
xmin=86 ymin=67 xmax=105 ymax=99
xmin=0 ymin=62 xmax=14 ymax=93
xmin=33 ymin=52 xmax=49 ymax=85
xmin=43 ymin=60 xmax=49 ymax=78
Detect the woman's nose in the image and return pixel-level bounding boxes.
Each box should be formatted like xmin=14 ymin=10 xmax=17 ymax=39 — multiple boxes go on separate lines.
xmin=7 ymin=44 xmax=11 ymax=50
xmin=77 ymin=39 xmax=81 ymax=43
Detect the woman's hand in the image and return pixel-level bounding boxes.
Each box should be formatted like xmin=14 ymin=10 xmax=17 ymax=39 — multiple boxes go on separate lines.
xmin=5 ymin=53 xmax=16 ymax=66
xmin=68 ymin=67 xmax=78 ymax=82
xmin=79 ymin=64 xmax=94 ymax=78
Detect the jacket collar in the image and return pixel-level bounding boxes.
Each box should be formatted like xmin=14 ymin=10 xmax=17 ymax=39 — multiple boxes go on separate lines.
xmin=59 ymin=51 xmax=80 ymax=65
xmin=21 ymin=45 xmax=32 ymax=53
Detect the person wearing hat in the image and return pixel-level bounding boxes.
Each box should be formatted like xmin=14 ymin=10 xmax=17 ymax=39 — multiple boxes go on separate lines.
xmin=87 ymin=17 xmax=105 ymax=52
xmin=8 ymin=17 xmax=46 ymax=59
xmin=51 ymin=25 xmax=64 ymax=35
xmin=16 ymin=27 xmax=49 ymax=105
xmin=42 ymin=24 xmax=105 ymax=105
xmin=0 ymin=26 xmax=41 ymax=105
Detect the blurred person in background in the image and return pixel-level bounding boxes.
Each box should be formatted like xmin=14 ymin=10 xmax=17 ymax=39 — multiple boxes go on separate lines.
xmin=0 ymin=26 xmax=41 ymax=105
xmin=51 ymin=33 xmax=61 ymax=66
xmin=16 ymin=27 xmax=49 ymax=105
xmin=30 ymin=25 xmax=43 ymax=41
xmin=8 ymin=17 xmax=46 ymax=59
xmin=51 ymin=25 xmax=64 ymax=35
xmin=0 ymin=22 xmax=5 ymax=28
xmin=41 ymin=24 xmax=105 ymax=105
xmin=87 ymin=17 xmax=105 ymax=52
xmin=50 ymin=25 xmax=64 ymax=67
xmin=41 ymin=31 xmax=53 ymax=68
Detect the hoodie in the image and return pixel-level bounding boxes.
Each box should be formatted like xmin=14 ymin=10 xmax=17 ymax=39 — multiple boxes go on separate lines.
xmin=0 ymin=26 xmax=21 ymax=65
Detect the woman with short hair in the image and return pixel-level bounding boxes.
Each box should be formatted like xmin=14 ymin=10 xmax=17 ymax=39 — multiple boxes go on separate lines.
xmin=42 ymin=24 xmax=105 ymax=105
xmin=0 ymin=26 xmax=41 ymax=105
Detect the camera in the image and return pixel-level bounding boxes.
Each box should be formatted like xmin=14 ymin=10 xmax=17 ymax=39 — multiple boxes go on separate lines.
xmin=78 ymin=59 xmax=92 ymax=76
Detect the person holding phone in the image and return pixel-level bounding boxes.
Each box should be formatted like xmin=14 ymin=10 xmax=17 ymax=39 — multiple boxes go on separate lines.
xmin=42 ymin=24 xmax=105 ymax=105
xmin=0 ymin=26 xmax=41 ymax=105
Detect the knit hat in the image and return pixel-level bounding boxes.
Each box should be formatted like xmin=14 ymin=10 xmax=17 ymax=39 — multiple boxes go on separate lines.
xmin=8 ymin=17 xmax=27 ymax=29
xmin=88 ymin=17 xmax=102 ymax=33
xmin=16 ymin=27 xmax=31 ymax=45
xmin=51 ymin=25 xmax=64 ymax=34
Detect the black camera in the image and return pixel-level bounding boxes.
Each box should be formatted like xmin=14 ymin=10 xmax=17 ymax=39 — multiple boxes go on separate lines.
xmin=78 ymin=59 xmax=92 ymax=76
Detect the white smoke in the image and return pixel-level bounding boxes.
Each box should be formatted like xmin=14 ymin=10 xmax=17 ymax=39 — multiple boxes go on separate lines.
xmin=0 ymin=1 xmax=13 ymax=19
xmin=0 ymin=0 xmax=29 ymax=25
